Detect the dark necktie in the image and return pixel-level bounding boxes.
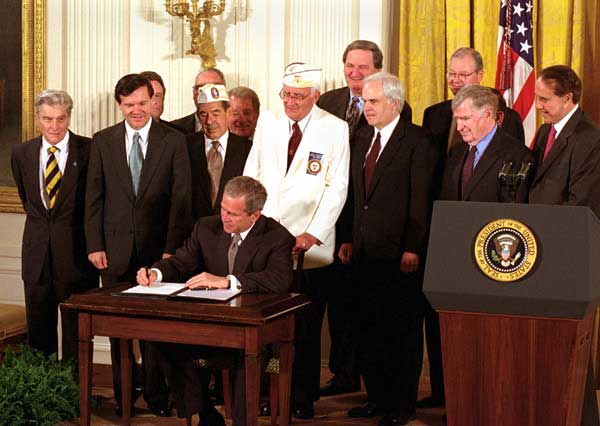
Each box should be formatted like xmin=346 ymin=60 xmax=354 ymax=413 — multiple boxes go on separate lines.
xmin=287 ymin=122 xmax=302 ymax=171
xmin=207 ymin=140 xmax=223 ymax=207
xmin=228 ymin=233 xmax=241 ymax=274
xmin=542 ymin=125 xmax=557 ymax=162
xmin=364 ymin=131 xmax=381 ymax=195
xmin=345 ymin=96 xmax=360 ymax=140
xmin=461 ymin=145 xmax=477 ymax=198
xmin=45 ymin=146 xmax=61 ymax=209
xmin=129 ymin=132 xmax=143 ymax=196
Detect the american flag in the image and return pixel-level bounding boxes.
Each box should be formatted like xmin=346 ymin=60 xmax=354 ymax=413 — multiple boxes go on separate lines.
xmin=495 ymin=0 xmax=535 ymax=147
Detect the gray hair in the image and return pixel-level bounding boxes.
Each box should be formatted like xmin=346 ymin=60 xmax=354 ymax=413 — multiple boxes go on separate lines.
xmin=363 ymin=72 xmax=405 ymax=113
xmin=224 ymin=176 xmax=267 ymax=213
xmin=228 ymin=86 xmax=260 ymax=112
xmin=450 ymin=47 xmax=484 ymax=72
xmin=451 ymin=84 xmax=499 ymax=116
xmin=34 ymin=90 xmax=73 ymax=115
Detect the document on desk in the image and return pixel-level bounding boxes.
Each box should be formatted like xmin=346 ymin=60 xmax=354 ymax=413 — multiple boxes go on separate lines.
xmin=116 ymin=282 xmax=186 ymax=297
xmin=170 ymin=287 xmax=242 ymax=302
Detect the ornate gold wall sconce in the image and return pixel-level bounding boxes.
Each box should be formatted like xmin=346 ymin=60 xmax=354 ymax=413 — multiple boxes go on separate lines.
xmin=165 ymin=0 xmax=226 ymax=68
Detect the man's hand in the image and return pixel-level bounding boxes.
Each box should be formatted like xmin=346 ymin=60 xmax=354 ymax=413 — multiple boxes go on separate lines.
xmin=400 ymin=252 xmax=419 ymax=273
xmin=338 ymin=243 xmax=353 ymax=265
xmin=186 ymin=272 xmax=229 ymax=289
xmin=88 ymin=251 xmax=108 ymax=270
xmin=136 ymin=268 xmax=157 ymax=286
xmin=293 ymin=233 xmax=319 ymax=254
xmin=162 ymin=253 xmax=173 ymax=259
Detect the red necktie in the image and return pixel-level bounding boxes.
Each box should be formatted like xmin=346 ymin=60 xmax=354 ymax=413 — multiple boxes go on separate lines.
xmin=287 ymin=122 xmax=302 ymax=171
xmin=364 ymin=132 xmax=381 ymax=195
xmin=461 ymin=145 xmax=477 ymax=198
xmin=542 ymin=125 xmax=557 ymax=162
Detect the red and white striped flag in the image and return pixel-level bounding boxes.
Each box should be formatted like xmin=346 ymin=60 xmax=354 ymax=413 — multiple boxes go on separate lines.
xmin=495 ymin=0 xmax=535 ymax=147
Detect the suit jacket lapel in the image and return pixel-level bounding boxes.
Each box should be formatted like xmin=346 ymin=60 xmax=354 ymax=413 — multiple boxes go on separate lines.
xmin=353 ymin=127 xmax=373 ymax=204
xmin=533 ymin=110 xmax=582 ymax=183
xmin=365 ymin=118 xmax=405 ymax=200
xmin=232 ymin=216 xmax=265 ymax=274
xmin=221 ymin=134 xmax=245 ymax=187
xmin=24 ymin=137 xmax=47 ymax=214
xmin=138 ymin=121 xmax=167 ymax=200
xmin=190 ymin=133 xmax=211 ymax=203
xmin=449 ymin=143 xmax=469 ymax=199
xmin=109 ymin=123 xmax=135 ymax=201
xmin=462 ymin=132 xmax=502 ymax=199
xmin=51 ymin=132 xmax=80 ymax=213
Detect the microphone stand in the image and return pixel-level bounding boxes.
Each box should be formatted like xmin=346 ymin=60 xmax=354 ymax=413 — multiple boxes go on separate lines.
xmin=498 ymin=162 xmax=531 ymax=202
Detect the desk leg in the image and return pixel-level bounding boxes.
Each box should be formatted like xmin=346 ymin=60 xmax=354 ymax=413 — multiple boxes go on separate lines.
xmin=245 ymin=330 xmax=261 ymax=426
xmin=78 ymin=313 xmax=93 ymax=426
xmin=278 ymin=328 xmax=294 ymax=426
xmin=120 ymin=339 xmax=132 ymax=426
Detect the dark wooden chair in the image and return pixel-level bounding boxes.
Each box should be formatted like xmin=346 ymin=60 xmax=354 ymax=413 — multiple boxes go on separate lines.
xmin=219 ymin=252 xmax=304 ymax=425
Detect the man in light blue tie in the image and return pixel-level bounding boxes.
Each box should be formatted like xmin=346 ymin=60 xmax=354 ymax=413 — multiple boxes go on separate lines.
xmin=85 ymin=73 xmax=192 ymax=418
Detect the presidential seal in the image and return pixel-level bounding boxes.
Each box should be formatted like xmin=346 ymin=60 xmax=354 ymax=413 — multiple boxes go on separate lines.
xmin=474 ymin=218 xmax=537 ymax=282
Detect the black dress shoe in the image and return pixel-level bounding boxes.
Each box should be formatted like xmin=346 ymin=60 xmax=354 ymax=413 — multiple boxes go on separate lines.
xmin=199 ymin=406 xmax=226 ymax=426
xmin=148 ymin=401 xmax=171 ymax=417
xmin=378 ymin=410 xmax=417 ymax=426
xmin=415 ymin=395 xmax=445 ymax=408
xmin=259 ymin=400 xmax=271 ymax=416
xmin=347 ymin=402 xmax=381 ymax=418
xmin=319 ymin=379 xmax=361 ymax=396
xmin=114 ymin=405 xmax=136 ymax=417
xmin=293 ymin=406 xmax=314 ymax=419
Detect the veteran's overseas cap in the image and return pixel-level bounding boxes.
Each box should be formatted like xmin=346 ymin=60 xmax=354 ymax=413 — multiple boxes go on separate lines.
xmin=197 ymin=84 xmax=229 ymax=104
xmin=283 ymin=62 xmax=322 ymax=88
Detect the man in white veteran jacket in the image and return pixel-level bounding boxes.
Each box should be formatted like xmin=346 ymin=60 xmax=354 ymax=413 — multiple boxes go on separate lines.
xmin=243 ymin=62 xmax=350 ymax=418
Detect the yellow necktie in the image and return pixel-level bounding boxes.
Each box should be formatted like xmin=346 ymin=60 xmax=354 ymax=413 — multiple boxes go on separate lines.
xmin=45 ymin=146 xmax=61 ymax=209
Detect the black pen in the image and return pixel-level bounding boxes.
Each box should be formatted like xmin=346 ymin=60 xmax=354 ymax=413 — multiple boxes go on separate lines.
xmin=190 ymin=286 xmax=216 ymax=291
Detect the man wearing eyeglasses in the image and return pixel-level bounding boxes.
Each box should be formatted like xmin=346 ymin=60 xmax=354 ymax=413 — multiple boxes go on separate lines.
xmin=171 ymin=68 xmax=226 ymax=135
xmin=243 ymin=62 xmax=350 ymax=419
xmin=418 ymin=47 xmax=525 ymax=411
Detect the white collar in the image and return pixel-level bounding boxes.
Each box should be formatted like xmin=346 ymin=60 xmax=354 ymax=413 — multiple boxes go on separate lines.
xmin=553 ymin=104 xmax=579 ymax=137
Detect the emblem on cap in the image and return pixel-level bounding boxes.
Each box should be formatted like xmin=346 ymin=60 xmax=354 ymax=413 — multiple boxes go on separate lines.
xmin=474 ymin=218 xmax=537 ymax=282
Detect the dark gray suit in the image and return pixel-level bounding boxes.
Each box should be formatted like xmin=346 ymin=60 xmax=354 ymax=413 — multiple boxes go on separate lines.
xmin=155 ymin=214 xmax=295 ymax=424
xmin=529 ymin=108 xmax=600 ymax=218
xmin=11 ymin=132 xmax=99 ymax=359
xmin=85 ymin=119 xmax=192 ymax=407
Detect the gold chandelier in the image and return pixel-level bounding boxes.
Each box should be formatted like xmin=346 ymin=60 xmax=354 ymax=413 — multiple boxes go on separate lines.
xmin=165 ymin=0 xmax=226 ymax=69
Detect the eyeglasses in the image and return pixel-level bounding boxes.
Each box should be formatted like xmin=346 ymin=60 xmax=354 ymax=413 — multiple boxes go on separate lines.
xmin=447 ymin=71 xmax=478 ymax=80
xmin=279 ymin=89 xmax=310 ymax=102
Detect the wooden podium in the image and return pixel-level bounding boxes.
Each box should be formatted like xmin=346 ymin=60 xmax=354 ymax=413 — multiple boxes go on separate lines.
xmin=424 ymin=201 xmax=600 ymax=426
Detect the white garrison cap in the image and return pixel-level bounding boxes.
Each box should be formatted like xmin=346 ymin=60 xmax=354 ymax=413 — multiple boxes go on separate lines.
xmin=283 ymin=62 xmax=322 ymax=88
xmin=196 ymin=84 xmax=229 ymax=104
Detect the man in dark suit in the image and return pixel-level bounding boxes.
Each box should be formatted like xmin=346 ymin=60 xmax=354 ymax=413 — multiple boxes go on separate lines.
xmin=187 ymin=84 xmax=252 ymax=220
xmin=528 ymin=65 xmax=600 ymax=217
xmin=11 ymin=89 xmax=98 ymax=360
xmin=419 ymin=47 xmax=526 ymax=409
xmin=227 ymin=86 xmax=260 ymax=139
xmin=139 ymin=70 xmax=182 ymax=131
xmin=171 ymin=68 xmax=226 ymax=134
xmin=85 ymin=73 xmax=192 ymax=416
xmin=136 ymin=176 xmax=295 ymax=426
xmin=341 ymin=72 xmax=437 ymax=426
xmin=315 ymin=39 xmax=413 ymax=398
xmin=441 ymin=85 xmax=533 ymax=203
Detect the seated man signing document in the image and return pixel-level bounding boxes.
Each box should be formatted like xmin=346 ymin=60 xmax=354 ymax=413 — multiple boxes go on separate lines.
xmin=136 ymin=176 xmax=295 ymax=426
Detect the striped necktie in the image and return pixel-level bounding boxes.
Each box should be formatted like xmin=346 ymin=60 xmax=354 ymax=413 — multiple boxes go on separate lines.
xmin=45 ymin=146 xmax=61 ymax=209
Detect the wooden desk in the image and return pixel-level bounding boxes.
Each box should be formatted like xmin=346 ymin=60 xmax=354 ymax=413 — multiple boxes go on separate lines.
xmin=62 ymin=285 xmax=309 ymax=426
